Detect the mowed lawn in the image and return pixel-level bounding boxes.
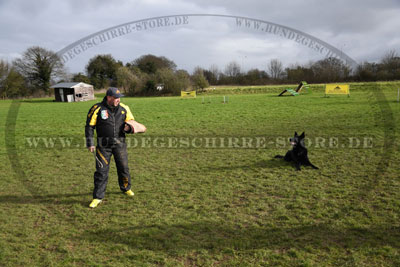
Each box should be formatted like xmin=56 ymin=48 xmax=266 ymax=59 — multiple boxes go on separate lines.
xmin=0 ymin=82 xmax=399 ymax=266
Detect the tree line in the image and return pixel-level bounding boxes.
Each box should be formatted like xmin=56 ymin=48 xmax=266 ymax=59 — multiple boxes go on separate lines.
xmin=75 ymin=54 xmax=208 ymax=96
xmin=1 ymin=46 xmax=399 ymax=98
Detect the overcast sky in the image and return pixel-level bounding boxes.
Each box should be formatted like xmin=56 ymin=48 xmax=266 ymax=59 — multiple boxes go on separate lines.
xmin=1 ymin=0 xmax=399 ymax=74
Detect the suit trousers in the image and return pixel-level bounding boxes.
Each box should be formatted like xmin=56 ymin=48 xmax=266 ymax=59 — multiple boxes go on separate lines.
xmin=93 ymin=142 xmax=131 ymax=199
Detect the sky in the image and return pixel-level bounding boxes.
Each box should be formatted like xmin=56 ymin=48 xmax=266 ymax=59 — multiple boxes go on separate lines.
xmin=1 ymin=0 xmax=399 ymax=75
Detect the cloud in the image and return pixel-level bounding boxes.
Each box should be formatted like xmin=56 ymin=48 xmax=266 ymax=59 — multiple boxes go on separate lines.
xmin=0 ymin=0 xmax=399 ymax=73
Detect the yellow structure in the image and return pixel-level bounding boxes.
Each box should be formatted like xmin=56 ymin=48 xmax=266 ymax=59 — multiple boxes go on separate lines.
xmin=325 ymin=84 xmax=350 ymax=97
xmin=181 ymin=90 xmax=196 ymax=98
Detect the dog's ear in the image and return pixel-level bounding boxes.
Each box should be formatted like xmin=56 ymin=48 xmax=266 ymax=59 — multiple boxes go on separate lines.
xmin=294 ymin=131 xmax=298 ymax=136
xmin=300 ymin=132 xmax=305 ymax=138
xmin=300 ymin=139 xmax=305 ymax=147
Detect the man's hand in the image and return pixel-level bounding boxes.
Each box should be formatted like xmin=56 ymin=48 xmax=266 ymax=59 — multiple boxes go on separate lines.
xmin=88 ymin=146 xmax=95 ymax=153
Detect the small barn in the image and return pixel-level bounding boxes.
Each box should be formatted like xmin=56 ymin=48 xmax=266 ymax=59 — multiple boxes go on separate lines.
xmin=51 ymin=82 xmax=95 ymax=102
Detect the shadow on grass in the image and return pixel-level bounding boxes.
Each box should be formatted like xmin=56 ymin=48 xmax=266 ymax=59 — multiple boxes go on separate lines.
xmin=0 ymin=192 xmax=91 ymax=206
xmin=0 ymin=191 xmax=130 ymax=206
xmin=202 ymin=159 xmax=298 ymax=171
xmin=77 ymin=221 xmax=400 ymax=252
xmin=255 ymin=159 xmax=295 ymax=169
xmin=21 ymin=99 xmax=55 ymax=103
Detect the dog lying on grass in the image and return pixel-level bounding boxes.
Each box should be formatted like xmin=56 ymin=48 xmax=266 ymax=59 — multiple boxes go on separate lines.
xmin=275 ymin=132 xmax=319 ymax=171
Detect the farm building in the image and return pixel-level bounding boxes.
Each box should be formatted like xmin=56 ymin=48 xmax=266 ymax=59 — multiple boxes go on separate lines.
xmin=51 ymin=82 xmax=95 ymax=102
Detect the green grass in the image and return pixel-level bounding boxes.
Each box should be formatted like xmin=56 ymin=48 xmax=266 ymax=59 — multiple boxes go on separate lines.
xmin=203 ymin=81 xmax=400 ymax=95
xmin=0 ymin=81 xmax=400 ymax=266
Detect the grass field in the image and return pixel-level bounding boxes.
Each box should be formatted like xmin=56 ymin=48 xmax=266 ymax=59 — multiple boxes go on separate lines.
xmin=0 ymin=82 xmax=399 ymax=266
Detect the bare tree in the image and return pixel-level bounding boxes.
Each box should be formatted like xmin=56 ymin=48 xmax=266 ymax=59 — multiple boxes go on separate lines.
xmin=13 ymin=46 xmax=65 ymax=94
xmin=355 ymin=62 xmax=378 ymax=81
xmin=380 ymin=49 xmax=400 ymax=79
xmin=224 ymin=61 xmax=241 ymax=77
xmin=381 ymin=49 xmax=398 ymax=65
xmin=268 ymin=59 xmax=284 ymax=79
xmin=0 ymin=60 xmax=10 ymax=84
xmin=311 ymin=57 xmax=350 ymax=83
xmin=209 ymin=64 xmax=220 ymax=80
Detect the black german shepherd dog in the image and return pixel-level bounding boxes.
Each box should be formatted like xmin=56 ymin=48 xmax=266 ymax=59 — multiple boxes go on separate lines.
xmin=275 ymin=132 xmax=319 ymax=171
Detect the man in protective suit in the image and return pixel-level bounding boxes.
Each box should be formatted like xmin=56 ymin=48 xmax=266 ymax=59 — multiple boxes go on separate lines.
xmin=85 ymin=87 xmax=146 ymax=208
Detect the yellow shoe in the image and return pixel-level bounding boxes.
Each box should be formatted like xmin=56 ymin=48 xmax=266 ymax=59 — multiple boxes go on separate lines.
xmin=124 ymin=190 xmax=134 ymax=196
xmin=89 ymin=199 xmax=102 ymax=208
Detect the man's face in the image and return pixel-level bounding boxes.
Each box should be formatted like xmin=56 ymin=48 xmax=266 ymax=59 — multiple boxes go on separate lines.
xmin=107 ymin=96 xmax=120 ymax=107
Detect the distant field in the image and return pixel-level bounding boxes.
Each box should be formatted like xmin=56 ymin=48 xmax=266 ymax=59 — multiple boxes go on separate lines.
xmin=203 ymin=81 xmax=400 ymax=95
xmin=0 ymin=81 xmax=399 ymax=266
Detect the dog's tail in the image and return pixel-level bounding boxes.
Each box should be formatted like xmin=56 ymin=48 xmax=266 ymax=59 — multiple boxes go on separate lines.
xmin=274 ymin=155 xmax=284 ymax=159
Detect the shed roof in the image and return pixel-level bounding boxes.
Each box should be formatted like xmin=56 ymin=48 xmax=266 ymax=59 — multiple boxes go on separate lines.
xmin=51 ymin=82 xmax=92 ymax=88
